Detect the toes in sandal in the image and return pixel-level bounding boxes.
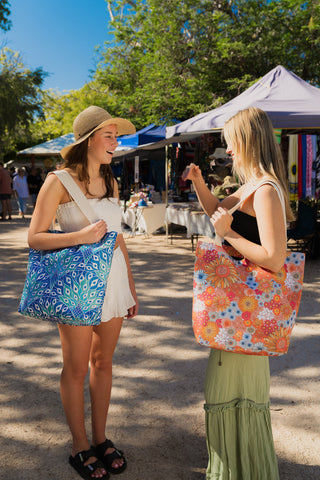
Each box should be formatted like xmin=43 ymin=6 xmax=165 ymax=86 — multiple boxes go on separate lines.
xmin=69 ymin=447 xmax=110 ymax=480
xmin=93 ymin=439 xmax=127 ymax=475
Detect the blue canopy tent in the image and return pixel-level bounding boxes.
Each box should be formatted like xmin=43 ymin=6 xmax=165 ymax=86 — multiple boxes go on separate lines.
xmin=166 ymin=65 xmax=320 ymax=140
xmin=113 ymin=124 xmax=167 ymax=194
xmin=116 ymin=123 xmax=166 ymax=152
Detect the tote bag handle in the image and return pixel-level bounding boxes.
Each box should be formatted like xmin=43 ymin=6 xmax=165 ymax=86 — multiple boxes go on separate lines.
xmin=53 ymin=170 xmax=99 ymax=224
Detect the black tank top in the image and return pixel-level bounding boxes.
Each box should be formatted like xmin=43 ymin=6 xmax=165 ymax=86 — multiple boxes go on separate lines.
xmin=231 ymin=210 xmax=261 ymax=246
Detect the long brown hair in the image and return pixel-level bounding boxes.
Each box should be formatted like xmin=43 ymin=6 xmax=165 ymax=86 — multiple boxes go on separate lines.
xmin=61 ymin=137 xmax=115 ymax=198
xmin=223 ymin=107 xmax=294 ymax=221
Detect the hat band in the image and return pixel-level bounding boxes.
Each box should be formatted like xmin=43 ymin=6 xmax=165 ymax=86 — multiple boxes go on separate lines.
xmin=77 ymin=123 xmax=101 ymax=139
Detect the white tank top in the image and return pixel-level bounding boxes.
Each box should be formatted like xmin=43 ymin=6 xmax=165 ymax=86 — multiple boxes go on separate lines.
xmin=56 ymin=197 xmax=122 ymax=234
xmin=52 ymin=170 xmax=122 ymax=234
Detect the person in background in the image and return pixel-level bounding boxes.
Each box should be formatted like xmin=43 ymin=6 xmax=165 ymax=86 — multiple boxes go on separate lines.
xmin=28 ymin=106 xmax=139 ymax=480
xmin=213 ymin=175 xmax=240 ymax=200
xmin=0 ymin=162 xmax=13 ymax=220
xmin=13 ymin=167 xmax=29 ymax=218
xmin=39 ymin=167 xmax=47 ymax=182
xmin=27 ymin=167 xmax=43 ymax=208
xmin=184 ymin=107 xmax=294 ymax=480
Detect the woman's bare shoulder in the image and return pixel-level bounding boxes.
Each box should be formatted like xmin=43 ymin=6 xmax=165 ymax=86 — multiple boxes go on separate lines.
xmin=254 ymin=182 xmax=280 ymax=204
xmin=44 ymin=171 xmax=64 ymax=187
xmin=40 ymin=171 xmax=70 ymax=202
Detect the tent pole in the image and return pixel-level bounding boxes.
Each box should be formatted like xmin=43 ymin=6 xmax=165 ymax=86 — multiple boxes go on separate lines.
xmin=165 ymin=145 xmax=169 ymax=244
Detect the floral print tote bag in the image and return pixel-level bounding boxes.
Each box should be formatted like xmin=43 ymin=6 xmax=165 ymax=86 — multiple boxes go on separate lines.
xmin=192 ymin=180 xmax=305 ymax=356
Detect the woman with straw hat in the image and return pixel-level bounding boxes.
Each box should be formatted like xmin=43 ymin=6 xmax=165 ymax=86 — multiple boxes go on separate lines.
xmin=28 ymin=106 xmax=139 ymax=479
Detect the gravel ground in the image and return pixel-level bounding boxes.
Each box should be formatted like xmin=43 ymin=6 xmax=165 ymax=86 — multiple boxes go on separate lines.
xmin=0 ymin=214 xmax=319 ymax=480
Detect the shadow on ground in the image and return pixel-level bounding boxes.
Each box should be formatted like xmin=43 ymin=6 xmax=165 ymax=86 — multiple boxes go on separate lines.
xmin=0 ymin=227 xmax=319 ymax=480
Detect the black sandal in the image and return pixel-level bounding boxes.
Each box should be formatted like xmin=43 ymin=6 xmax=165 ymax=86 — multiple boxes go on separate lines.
xmin=69 ymin=448 xmax=110 ymax=480
xmin=93 ymin=439 xmax=127 ymax=475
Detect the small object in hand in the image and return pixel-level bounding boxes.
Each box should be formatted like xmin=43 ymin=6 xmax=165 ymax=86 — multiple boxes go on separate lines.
xmin=181 ymin=166 xmax=191 ymax=181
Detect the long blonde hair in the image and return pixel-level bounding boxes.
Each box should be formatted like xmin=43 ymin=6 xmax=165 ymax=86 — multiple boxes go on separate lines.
xmin=223 ymin=107 xmax=294 ymax=221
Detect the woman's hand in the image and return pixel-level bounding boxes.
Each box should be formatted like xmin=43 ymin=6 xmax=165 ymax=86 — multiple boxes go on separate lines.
xmin=126 ymin=296 xmax=139 ymax=319
xmin=79 ymin=220 xmax=108 ymax=244
xmin=181 ymin=163 xmax=202 ymax=182
xmin=210 ymin=207 xmax=233 ymax=238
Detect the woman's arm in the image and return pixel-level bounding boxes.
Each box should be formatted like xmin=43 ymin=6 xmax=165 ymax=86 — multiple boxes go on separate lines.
xmin=186 ymin=164 xmax=220 ymax=216
xmin=28 ymin=174 xmax=107 ymax=250
xmin=212 ymin=184 xmax=287 ymax=272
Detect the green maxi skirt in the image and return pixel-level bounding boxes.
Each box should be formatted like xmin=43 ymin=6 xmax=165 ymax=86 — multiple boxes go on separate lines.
xmin=204 ymin=349 xmax=280 ymax=480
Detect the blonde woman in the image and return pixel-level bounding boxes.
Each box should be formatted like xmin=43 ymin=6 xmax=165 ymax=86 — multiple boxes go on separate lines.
xmin=28 ymin=106 xmax=139 ymax=480
xmin=185 ymin=107 xmax=293 ymax=479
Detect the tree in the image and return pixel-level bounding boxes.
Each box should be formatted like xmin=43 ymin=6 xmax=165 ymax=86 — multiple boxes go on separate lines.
xmin=0 ymin=48 xmax=47 ymax=158
xmin=34 ymin=81 xmax=116 ymax=139
xmin=0 ymin=0 xmax=11 ymax=31
xmin=93 ymin=0 xmax=320 ymax=126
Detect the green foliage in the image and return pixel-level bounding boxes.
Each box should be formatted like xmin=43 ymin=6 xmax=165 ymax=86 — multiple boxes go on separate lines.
xmin=34 ymin=81 xmax=116 ymax=138
xmin=33 ymin=0 xmax=320 ymax=143
xmin=91 ymin=0 xmax=320 ymax=126
xmin=0 ymin=48 xmax=47 ymax=158
xmin=0 ymin=0 xmax=11 ymax=31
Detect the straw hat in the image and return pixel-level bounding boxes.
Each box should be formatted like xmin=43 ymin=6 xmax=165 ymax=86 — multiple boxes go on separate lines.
xmin=209 ymin=148 xmax=229 ymax=160
xmin=209 ymin=148 xmax=232 ymax=169
xmin=60 ymin=106 xmax=136 ymax=159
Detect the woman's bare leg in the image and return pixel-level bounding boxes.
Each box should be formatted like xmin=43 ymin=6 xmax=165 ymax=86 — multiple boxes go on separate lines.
xmin=6 ymin=199 xmax=12 ymax=218
xmin=1 ymin=200 xmax=6 ymax=219
xmin=90 ymin=317 xmax=124 ymax=469
xmin=58 ymin=324 xmax=107 ymax=478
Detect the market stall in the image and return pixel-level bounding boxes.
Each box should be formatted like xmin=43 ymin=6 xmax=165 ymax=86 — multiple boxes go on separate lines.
xmin=166 ymin=65 xmax=320 ymax=202
xmin=164 ymin=65 xmax=320 ymax=253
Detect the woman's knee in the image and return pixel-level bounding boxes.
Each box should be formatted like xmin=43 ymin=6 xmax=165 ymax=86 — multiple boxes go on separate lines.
xmin=62 ymin=362 xmax=89 ymax=383
xmin=90 ymin=353 xmax=113 ymax=374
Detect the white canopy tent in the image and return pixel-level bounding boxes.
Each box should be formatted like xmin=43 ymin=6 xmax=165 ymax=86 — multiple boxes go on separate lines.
xmin=17 ymin=133 xmax=75 ymax=157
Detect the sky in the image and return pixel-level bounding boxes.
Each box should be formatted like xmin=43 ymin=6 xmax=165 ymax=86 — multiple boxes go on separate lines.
xmin=1 ymin=0 xmax=113 ymax=92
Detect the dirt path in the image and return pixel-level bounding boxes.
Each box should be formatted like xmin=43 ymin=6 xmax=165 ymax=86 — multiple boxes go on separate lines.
xmin=0 ymin=217 xmax=319 ymax=479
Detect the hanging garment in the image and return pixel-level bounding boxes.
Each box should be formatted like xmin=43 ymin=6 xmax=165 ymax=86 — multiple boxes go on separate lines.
xmin=301 ymin=135 xmax=307 ymax=199
xmin=298 ymin=135 xmax=303 ymax=199
xmin=311 ymin=135 xmax=318 ymax=198
xmin=288 ymin=135 xmax=298 ymax=202
xmin=306 ymin=135 xmax=313 ymax=198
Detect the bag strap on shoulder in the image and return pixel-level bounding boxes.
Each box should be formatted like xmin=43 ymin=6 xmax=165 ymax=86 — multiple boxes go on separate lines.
xmin=229 ymin=179 xmax=286 ymax=224
xmin=53 ymin=170 xmax=98 ymax=224
xmin=215 ymin=179 xmax=287 ymax=247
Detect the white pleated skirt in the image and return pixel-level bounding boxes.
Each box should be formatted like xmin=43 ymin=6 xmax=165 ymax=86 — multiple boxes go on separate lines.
xmin=101 ymin=246 xmax=135 ymax=322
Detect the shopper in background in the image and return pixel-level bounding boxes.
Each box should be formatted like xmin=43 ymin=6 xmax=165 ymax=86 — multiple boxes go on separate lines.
xmin=0 ymin=162 xmax=13 ymax=220
xmin=27 ymin=167 xmax=43 ymax=208
xmin=13 ymin=167 xmax=29 ymax=218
